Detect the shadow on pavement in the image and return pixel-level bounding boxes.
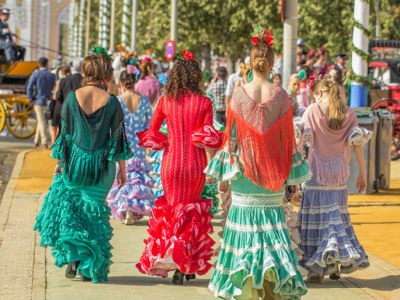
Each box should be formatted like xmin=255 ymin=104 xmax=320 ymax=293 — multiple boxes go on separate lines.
xmin=107 ymin=276 xmax=210 ymax=287
xmin=346 ymin=275 xmax=400 ymax=291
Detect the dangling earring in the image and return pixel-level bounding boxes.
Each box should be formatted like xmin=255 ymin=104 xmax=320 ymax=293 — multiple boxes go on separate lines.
xmin=269 ymin=71 xmax=274 ymax=83
xmin=247 ymin=69 xmax=253 ymax=83
xmin=288 ymin=88 xmax=293 ymax=96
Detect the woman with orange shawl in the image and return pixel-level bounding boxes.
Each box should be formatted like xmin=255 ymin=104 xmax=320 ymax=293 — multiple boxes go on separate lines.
xmin=205 ymin=26 xmax=311 ymax=300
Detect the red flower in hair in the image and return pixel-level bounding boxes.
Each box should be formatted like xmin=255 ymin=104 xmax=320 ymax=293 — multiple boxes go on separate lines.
xmin=181 ymin=50 xmax=196 ymax=62
xmin=250 ymin=29 xmax=274 ymax=47
xmin=321 ymin=45 xmax=326 ymax=52
xmin=308 ymin=74 xmax=322 ymax=91
xmin=309 ymin=49 xmax=315 ymax=57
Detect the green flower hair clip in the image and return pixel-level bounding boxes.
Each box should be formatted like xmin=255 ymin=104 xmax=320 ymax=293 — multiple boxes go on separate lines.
xmin=90 ymin=46 xmax=112 ymax=61
xmin=298 ymin=69 xmax=306 ymax=81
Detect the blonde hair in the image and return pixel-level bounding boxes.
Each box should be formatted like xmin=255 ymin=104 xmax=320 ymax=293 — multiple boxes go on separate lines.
xmin=313 ymin=79 xmax=346 ymax=130
xmin=287 ymin=73 xmax=300 ymax=83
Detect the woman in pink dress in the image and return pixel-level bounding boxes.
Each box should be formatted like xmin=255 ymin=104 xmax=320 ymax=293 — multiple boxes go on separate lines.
xmin=135 ymin=57 xmax=161 ymax=108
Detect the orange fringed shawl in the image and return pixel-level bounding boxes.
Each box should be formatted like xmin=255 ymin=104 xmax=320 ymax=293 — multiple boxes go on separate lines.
xmin=224 ymin=86 xmax=294 ymax=191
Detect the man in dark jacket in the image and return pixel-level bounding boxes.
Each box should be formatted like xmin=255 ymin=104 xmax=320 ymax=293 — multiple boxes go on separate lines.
xmin=56 ymin=57 xmax=83 ymax=104
xmin=27 ymin=57 xmax=56 ymax=148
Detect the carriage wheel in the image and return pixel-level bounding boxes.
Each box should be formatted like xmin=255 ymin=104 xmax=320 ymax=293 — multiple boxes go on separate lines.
xmin=392 ymin=129 xmax=400 ymax=161
xmin=5 ymin=99 xmax=37 ymax=139
xmin=372 ymin=98 xmax=400 ymax=111
xmin=0 ymin=102 xmax=5 ymax=133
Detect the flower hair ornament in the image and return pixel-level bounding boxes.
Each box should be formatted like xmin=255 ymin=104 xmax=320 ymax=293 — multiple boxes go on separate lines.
xmin=298 ymin=69 xmax=306 ymax=81
xmin=158 ymin=72 xmax=168 ymax=85
xmin=130 ymin=58 xmax=139 ymax=65
xmin=126 ymin=65 xmax=141 ymax=83
xmin=250 ymin=24 xmax=274 ymax=46
xmin=90 ymin=46 xmax=112 ymax=61
xmin=140 ymin=57 xmax=153 ymax=64
xmin=173 ymin=50 xmax=196 ymax=62
xmin=308 ymin=74 xmax=323 ymax=92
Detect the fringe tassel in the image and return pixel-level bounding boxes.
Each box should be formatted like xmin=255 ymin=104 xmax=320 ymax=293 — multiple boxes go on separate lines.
xmin=223 ymin=106 xmax=294 ymax=191
xmin=309 ymin=149 xmax=349 ymax=186
xmin=61 ymin=120 xmax=128 ymax=187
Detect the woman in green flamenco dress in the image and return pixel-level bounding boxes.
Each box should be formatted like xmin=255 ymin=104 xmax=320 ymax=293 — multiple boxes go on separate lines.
xmin=205 ymin=26 xmax=312 ymax=299
xmin=33 ymin=49 xmax=133 ymax=283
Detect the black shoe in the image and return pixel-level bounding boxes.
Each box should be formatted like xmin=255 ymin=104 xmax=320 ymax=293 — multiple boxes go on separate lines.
xmin=329 ymin=272 xmax=341 ymax=280
xmin=79 ymin=271 xmax=91 ymax=282
xmin=185 ymin=274 xmax=196 ymax=281
xmin=65 ymin=261 xmax=79 ymax=279
xmin=172 ymin=270 xmax=184 ymax=285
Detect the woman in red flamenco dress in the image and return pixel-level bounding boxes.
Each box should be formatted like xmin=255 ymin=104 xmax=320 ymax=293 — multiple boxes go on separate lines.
xmin=136 ymin=50 xmax=223 ymax=285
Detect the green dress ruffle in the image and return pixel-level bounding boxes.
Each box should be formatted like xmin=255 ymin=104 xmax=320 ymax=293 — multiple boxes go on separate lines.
xmin=206 ymin=123 xmax=311 ymax=300
xmin=34 ymin=93 xmax=133 ymax=283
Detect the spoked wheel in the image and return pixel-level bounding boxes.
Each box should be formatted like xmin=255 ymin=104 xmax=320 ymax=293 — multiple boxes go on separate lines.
xmin=372 ymin=99 xmax=400 ymax=161
xmin=372 ymin=98 xmax=400 ymax=111
xmin=392 ymin=128 xmax=400 ymax=161
xmin=5 ymin=99 xmax=37 ymax=139
xmin=0 ymin=102 xmax=5 ymax=133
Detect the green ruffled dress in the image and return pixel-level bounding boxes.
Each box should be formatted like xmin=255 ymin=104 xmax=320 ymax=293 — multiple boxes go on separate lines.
xmin=206 ymin=124 xmax=311 ymax=300
xmin=33 ymin=91 xmax=133 ymax=283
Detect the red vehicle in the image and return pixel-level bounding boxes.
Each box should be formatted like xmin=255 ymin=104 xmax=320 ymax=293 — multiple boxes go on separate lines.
xmin=368 ymin=40 xmax=400 ymax=160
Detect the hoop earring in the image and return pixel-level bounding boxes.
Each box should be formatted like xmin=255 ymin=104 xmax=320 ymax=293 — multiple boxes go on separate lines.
xmin=247 ymin=69 xmax=253 ymax=83
xmin=269 ymin=71 xmax=274 ymax=83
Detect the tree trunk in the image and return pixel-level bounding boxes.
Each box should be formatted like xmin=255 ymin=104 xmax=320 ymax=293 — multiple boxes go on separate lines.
xmin=202 ymin=43 xmax=212 ymax=72
xmin=226 ymin=56 xmax=236 ymax=75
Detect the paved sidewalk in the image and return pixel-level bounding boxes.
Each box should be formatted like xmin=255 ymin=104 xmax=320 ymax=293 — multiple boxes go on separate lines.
xmin=0 ymin=150 xmax=399 ymax=300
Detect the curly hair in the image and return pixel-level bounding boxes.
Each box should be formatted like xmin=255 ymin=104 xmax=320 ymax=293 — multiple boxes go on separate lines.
xmin=165 ymin=59 xmax=205 ymax=100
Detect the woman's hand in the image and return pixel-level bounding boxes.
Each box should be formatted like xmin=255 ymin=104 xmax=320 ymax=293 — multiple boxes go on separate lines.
xmin=206 ymin=176 xmax=215 ymax=184
xmin=218 ymin=181 xmax=230 ymax=195
xmin=356 ymin=173 xmax=367 ymax=193
xmin=54 ymin=164 xmax=63 ymax=175
xmin=117 ymin=169 xmax=127 ymax=189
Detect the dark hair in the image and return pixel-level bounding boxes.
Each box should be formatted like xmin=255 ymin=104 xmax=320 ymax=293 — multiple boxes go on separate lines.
xmin=119 ymin=70 xmax=136 ymax=90
xmin=165 ymin=59 xmax=204 ymax=101
xmin=139 ymin=61 xmax=154 ymax=79
xmin=121 ymin=58 xmax=130 ymax=68
xmin=82 ymin=54 xmax=114 ymax=85
xmin=325 ymin=65 xmax=343 ymax=85
xmin=217 ymin=67 xmax=228 ymax=80
xmin=273 ymin=73 xmax=282 ymax=81
xmin=39 ymin=57 xmax=48 ymax=68
xmin=60 ymin=66 xmax=71 ymax=77
xmin=250 ymin=44 xmax=274 ymax=74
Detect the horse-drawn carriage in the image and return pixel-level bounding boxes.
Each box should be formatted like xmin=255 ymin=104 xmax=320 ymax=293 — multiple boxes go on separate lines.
xmin=368 ymin=40 xmax=400 ymax=160
xmin=0 ymin=61 xmax=38 ymax=138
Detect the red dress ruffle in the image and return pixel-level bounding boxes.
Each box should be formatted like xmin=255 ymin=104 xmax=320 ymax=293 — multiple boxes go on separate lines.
xmin=191 ymin=123 xmax=224 ymax=150
xmin=136 ymin=195 xmax=215 ymax=277
xmin=137 ymin=130 xmax=168 ymax=151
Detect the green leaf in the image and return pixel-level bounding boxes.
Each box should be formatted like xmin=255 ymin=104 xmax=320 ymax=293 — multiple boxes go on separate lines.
xmin=253 ymin=24 xmax=264 ymax=35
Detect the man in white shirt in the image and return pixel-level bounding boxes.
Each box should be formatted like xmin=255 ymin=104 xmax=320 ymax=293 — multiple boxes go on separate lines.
xmin=225 ymin=58 xmax=246 ymax=110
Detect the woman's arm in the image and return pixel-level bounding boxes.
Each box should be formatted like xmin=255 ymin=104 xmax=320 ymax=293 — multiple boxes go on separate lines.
xmin=354 ymin=145 xmax=367 ymax=193
xmin=117 ymin=160 xmax=127 ymax=189
xmin=53 ymin=80 xmax=60 ymax=100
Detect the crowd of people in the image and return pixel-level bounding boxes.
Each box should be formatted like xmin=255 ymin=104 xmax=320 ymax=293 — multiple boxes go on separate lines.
xmin=31 ymin=25 xmax=373 ymax=299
